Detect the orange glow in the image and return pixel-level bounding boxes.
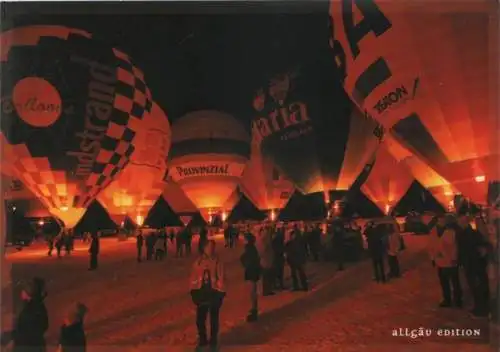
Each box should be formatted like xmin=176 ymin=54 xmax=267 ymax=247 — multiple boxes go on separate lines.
xmin=98 ymin=102 xmax=170 ymax=225
xmin=361 ymin=142 xmax=413 ymax=214
xmin=221 ymin=211 xmax=227 ymax=222
xmin=38 ymin=220 xmax=44 ymax=226
xmin=330 ymin=1 xmax=499 ymax=205
xmin=50 ymin=207 xmax=86 ymax=228
xmin=270 ymin=209 xmax=276 ymax=221
xmin=135 ymin=215 xmax=144 ymax=226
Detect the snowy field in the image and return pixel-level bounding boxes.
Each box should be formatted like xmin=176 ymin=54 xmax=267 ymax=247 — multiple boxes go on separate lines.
xmin=1 ymin=235 xmax=497 ymax=351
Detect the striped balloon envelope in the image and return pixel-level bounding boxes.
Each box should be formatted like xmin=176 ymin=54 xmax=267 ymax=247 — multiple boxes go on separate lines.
xmin=98 ymin=102 xmax=170 ymax=226
xmin=361 ymin=141 xmax=414 ymax=215
xmin=167 ymin=110 xmax=250 ymax=220
xmin=329 ymin=0 xmax=499 ymax=204
xmin=0 ymin=25 xmax=152 ymax=227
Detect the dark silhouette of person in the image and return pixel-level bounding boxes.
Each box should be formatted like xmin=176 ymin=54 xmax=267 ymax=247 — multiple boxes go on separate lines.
xmin=272 ymin=227 xmax=286 ymax=290
xmin=285 ymin=229 xmax=308 ymax=291
xmin=332 ymin=218 xmax=345 ymax=271
xmin=58 ymin=303 xmax=87 ymax=352
xmin=88 ymin=232 xmax=100 ymax=271
xmin=12 ymin=277 xmax=49 ymax=352
xmin=366 ymin=222 xmax=387 ymax=283
xmin=136 ymin=231 xmax=144 ymax=262
xmin=198 ymin=226 xmax=208 ymax=255
xmin=240 ymin=233 xmax=261 ymax=322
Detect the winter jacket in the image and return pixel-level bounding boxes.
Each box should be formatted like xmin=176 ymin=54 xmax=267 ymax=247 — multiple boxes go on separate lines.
xmin=256 ymin=230 xmax=274 ymax=269
xmin=429 ymin=226 xmax=458 ymax=268
xmin=154 ymin=236 xmax=167 ymax=252
xmin=190 ymin=255 xmax=225 ymax=292
xmin=285 ymin=237 xmax=307 ymax=267
xmin=240 ymin=243 xmax=261 ymax=281
xmin=13 ymin=297 xmax=48 ymax=351
xmin=387 ymin=231 xmax=402 ymax=256
xmin=58 ymin=321 xmax=86 ymax=352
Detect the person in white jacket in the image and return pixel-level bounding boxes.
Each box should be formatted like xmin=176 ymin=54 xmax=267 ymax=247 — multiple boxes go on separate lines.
xmin=428 ymin=213 xmax=463 ymax=308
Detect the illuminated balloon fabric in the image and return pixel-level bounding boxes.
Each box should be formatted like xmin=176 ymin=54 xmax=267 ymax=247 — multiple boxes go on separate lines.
xmin=240 ymin=132 xmax=294 ymax=212
xmin=252 ymin=66 xmax=381 ymax=195
xmin=0 ymin=26 xmax=153 ymax=227
xmin=361 ymin=142 xmax=413 ymax=214
xmin=329 ymin=0 xmax=499 ymax=203
xmin=98 ymin=102 xmax=170 ymax=225
xmin=384 ymin=134 xmax=459 ymax=210
xmin=162 ymin=180 xmax=199 ymax=226
xmin=167 ymin=110 xmax=250 ymax=214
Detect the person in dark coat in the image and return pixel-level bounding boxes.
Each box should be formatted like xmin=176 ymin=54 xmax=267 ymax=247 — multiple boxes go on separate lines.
xmin=285 ymin=230 xmax=308 ymax=291
xmin=55 ymin=233 xmax=64 ymax=259
xmin=12 ymin=277 xmax=49 ymax=352
xmin=176 ymin=228 xmax=184 ymax=257
xmin=456 ymin=214 xmax=490 ymax=317
xmin=136 ymin=230 xmax=144 ymax=262
xmin=272 ymin=227 xmax=286 ymax=290
xmin=185 ymin=227 xmax=193 ymax=255
xmin=332 ymin=218 xmax=346 ymax=271
xmin=198 ymin=226 xmax=208 ymax=255
xmin=223 ymin=224 xmax=231 ymax=248
xmin=88 ymin=232 xmax=100 ymax=271
xmin=58 ymin=303 xmax=87 ymax=352
xmin=365 ymin=222 xmax=387 ymax=283
xmin=309 ymin=224 xmax=322 ymax=262
xmin=146 ymin=233 xmax=155 ymax=261
xmin=240 ymin=234 xmax=261 ymax=322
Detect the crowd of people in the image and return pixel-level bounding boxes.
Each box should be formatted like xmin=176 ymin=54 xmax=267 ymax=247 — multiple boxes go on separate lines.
xmin=3 ymin=210 xmax=496 ymax=351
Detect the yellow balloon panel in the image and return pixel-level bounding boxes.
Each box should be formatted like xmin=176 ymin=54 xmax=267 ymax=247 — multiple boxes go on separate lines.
xmin=330 ymin=0 xmax=499 ymax=203
xmin=361 ymin=142 xmax=414 ymax=214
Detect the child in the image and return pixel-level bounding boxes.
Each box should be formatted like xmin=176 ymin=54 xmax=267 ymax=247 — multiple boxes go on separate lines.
xmin=58 ymin=303 xmax=87 ymax=352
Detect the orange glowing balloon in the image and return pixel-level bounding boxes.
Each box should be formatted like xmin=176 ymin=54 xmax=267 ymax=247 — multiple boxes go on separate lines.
xmin=384 ymin=134 xmax=459 ymax=210
xmin=361 ymin=142 xmax=413 ymax=215
xmin=162 ymin=179 xmax=199 ymax=226
xmin=240 ymin=131 xmax=294 ymax=215
xmin=167 ymin=110 xmax=250 ymax=217
xmin=329 ymin=0 xmax=499 ymax=204
xmin=98 ymin=102 xmax=170 ymax=225
xmin=0 ymin=26 xmax=153 ymax=227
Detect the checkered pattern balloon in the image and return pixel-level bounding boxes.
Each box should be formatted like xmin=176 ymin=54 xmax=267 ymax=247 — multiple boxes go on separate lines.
xmin=0 ymin=26 xmax=152 ymax=227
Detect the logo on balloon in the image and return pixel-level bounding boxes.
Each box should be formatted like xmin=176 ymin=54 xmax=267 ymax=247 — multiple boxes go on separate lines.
xmin=373 ymin=78 xmax=419 ymax=116
xmin=2 ymin=77 xmax=64 ymax=127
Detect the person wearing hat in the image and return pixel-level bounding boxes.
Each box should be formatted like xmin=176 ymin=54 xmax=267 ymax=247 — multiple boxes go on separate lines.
xmin=12 ymin=277 xmax=49 ymax=351
xmin=428 ymin=212 xmax=463 ymax=308
xmin=240 ymin=233 xmax=262 ymax=322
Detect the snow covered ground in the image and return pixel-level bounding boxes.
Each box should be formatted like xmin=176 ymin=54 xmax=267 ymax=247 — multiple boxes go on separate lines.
xmin=1 ymin=235 xmax=497 ymax=351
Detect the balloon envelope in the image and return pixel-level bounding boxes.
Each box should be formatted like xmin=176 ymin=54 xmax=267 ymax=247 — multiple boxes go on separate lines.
xmin=252 ymin=58 xmax=381 ymax=195
xmin=0 ymin=26 xmax=152 ymax=227
xmin=98 ymin=102 xmax=170 ymax=225
xmin=167 ymin=110 xmax=250 ymax=215
xmin=361 ymin=142 xmax=414 ymax=215
xmin=329 ymin=0 xmax=499 ymax=204
xmin=162 ymin=180 xmax=199 ymax=226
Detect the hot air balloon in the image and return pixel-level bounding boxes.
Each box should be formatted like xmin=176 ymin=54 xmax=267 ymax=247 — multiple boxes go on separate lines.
xmin=162 ymin=180 xmax=199 ymax=226
xmin=240 ymin=130 xmax=294 ymax=220
xmin=252 ymin=57 xmax=382 ymax=197
xmin=385 ymin=134 xmax=459 ymax=212
xmin=361 ymin=142 xmax=414 ymax=215
xmin=167 ymin=110 xmax=250 ymax=222
xmin=329 ymin=0 xmax=499 ymax=204
xmin=2 ymin=175 xmax=52 ymax=218
xmin=0 ymin=25 xmax=152 ymax=228
xmin=98 ymin=102 xmax=170 ymax=226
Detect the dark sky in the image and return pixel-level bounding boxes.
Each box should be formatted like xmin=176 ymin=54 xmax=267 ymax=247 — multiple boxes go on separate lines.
xmin=2 ymin=1 xmax=333 ymax=131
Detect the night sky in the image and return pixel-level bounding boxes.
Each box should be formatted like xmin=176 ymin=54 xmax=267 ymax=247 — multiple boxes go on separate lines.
xmin=2 ymin=1 xmax=334 ymax=131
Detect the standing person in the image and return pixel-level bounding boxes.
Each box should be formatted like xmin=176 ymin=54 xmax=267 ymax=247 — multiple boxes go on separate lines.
xmin=88 ymin=232 xmax=100 ymax=271
xmin=64 ymin=229 xmax=72 ymax=256
xmin=456 ymin=214 xmax=490 ymax=317
xmin=387 ymin=223 xmax=402 ymax=279
xmin=240 ymin=233 xmax=261 ymax=322
xmin=169 ymin=228 xmax=175 ymax=244
xmin=12 ymin=277 xmax=48 ymax=352
xmin=154 ymin=231 xmax=167 ymax=261
xmin=223 ymin=224 xmax=231 ymax=248
xmin=199 ymin=226 xmax=208 ymax=255
xmin=136 ymin=230 xmax=144 ymax=262
xmin=332 ymin=218 xmax=345 ymax=271
xmin=309 ymin=224 xmax=322 ymax=262
xmin=55 ymin=232 xmax=64 ymax=259
xmin=185 ymin=227 xmax=193 ymax=255
xmin=272 ymin=227 xmax=286 ymax=290
xmin=366 ymin=222 xmax=387 ymax=283
xmin=46 ymin=234 xmax=55 ymax=257
xmin=257 ymin=227 xmax=275 ymax=296
xmin=285 ymin=229 xmax=309 ymax=291
xmin=176 ymin=228 xmax=184 ymax=258
xmin=429 ymin=213 xmax=463 ymax=308
xmin=146 ymin=233 xmax=155 ymax=261
xmin=190 ymin=240 xmax=225 ymax=350
xmin=58 ymin=303 xmax=87 ymax=352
